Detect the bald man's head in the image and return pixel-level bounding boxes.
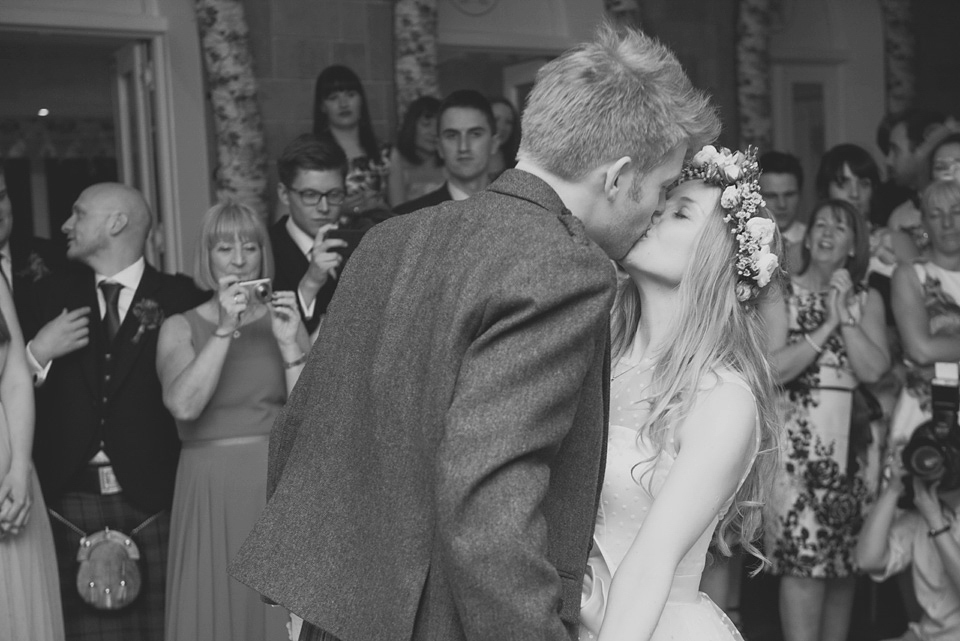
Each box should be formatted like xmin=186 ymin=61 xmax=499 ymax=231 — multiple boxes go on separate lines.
xmin=63 ymin=182 xmax=152 ymax=267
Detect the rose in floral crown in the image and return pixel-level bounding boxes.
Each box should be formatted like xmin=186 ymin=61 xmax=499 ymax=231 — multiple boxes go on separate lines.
xmin=678 ymin=144 xmax=779 ymax=302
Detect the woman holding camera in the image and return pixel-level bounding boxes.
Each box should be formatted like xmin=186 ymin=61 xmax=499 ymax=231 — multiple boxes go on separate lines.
xmin=856 ymin=445 xmax=960 ymax=641
xmin=762 ymin=198 xmax=890 ymax=641
xmin=157 ymin=201 xmax=310 ymax=641
xmin=889 ymin=179 xmax=960 ymax=446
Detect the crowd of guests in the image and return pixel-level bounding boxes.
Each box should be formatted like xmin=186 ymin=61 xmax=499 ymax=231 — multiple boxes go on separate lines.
xmin=1 ymin=50 xmax=959 ymax=641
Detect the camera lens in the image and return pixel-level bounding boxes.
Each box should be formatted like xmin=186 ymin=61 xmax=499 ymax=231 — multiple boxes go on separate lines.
xmin=909 ymin=445 xmax=946 ymax=480
xmin=254 ymin=282 xmax=271 ymax=303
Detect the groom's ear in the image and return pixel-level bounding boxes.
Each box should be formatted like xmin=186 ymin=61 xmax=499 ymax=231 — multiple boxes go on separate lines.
xmin=604 ymin=156 xmax=633 ymax=200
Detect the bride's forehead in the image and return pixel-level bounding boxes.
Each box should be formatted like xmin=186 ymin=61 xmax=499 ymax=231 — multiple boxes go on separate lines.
xmin=668 ymin=179 xmax=719 ymax=203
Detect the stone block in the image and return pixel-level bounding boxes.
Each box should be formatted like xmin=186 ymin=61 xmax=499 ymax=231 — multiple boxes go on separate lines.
xmin=366 ymin=2 xmax=394 ymax=83
xmin=272 ymin=0 xmax=339 ymax=39
xmin=258 ymin=79 xmax=315 ymax=123
xmin=240 ymin=0 xmax=273 ymax=75
xmin=331 ymin=42 xmax=368 ymax=78
xmin=272 ymin=37 xmax=330 ymax=80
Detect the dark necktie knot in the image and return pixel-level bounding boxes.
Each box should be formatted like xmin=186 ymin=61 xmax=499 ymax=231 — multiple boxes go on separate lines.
xmin=99 ymin=281 xmax=123 ymax=341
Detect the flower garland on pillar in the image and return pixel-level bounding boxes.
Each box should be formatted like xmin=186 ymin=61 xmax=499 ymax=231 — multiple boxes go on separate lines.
xmin=736 ymin=0 xmax=772 ymax=152
xmin=879 ymin=0 xmax=915 ymax=115
xmin=195 ymin=0 xmax=268 ymax=216
xmin=394 ymin=0 xmax=441 ymax=124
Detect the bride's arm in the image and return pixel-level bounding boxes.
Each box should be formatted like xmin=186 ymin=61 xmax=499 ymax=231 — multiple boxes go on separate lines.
xmin=596 ymin=382 xmax=758 ymax=641
xmin=0 ymin=279 xmax=36 ymax=536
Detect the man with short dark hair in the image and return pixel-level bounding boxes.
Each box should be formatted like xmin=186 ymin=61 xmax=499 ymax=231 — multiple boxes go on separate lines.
xmin=271 ymin=134 xmax=350 ymax=335
xmin=393 ymin=90 xmax=499 ymax=215
xmin=758 ymin=151 xmax=805 ymax=272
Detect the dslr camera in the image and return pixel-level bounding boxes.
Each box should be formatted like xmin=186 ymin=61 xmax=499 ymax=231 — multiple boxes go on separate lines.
xmin=237 ymin=278 xmax=273 ymax=303
xmin=899 ymin=362 xmax=960 ymax=506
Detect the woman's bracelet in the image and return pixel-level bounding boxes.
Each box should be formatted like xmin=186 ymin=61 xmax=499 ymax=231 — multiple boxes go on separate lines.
xmin=213 ymin=330 xmax=234 ymax=339
xmin=929 ymin=524 xmax=951 ymax=539
xmin=284 ymin=353 xmax=308 ymax=369
xmin=803 ymin=333 xmax=823 ymax=354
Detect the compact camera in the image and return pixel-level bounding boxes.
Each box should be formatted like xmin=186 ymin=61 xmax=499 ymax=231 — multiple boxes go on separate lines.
xmin=237 ymin=278 xmax=273 ymax=303
xmin=899 ymin=362 xmax=960 ymax=506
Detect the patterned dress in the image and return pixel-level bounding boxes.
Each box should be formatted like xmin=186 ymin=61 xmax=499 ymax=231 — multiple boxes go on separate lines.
xmin=890 ymin=261 xmax=960 ymax=444
xmin=766 ymin=280 xmax=871 ymax=578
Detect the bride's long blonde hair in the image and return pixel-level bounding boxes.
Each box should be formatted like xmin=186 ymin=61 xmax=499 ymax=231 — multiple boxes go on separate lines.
xmin=610 ymin=194 xmax=782 ymax=566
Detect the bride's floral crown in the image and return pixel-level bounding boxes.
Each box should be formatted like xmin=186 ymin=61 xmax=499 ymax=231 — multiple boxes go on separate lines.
xmin=678 ymin=145 xmax=778 ymax=302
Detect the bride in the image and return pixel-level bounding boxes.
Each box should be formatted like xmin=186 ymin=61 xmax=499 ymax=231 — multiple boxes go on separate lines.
xmin=580 ymin=145 xmax=781 ymax=640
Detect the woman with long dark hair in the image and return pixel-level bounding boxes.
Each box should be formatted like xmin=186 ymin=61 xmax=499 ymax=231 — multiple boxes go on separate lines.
xmin=312 ymin=65 xmax=390 ymax=216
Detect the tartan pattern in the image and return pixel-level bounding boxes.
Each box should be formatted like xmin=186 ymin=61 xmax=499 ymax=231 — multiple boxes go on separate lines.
xmin=299 ymin=622 xmax=343 ymax=641
xmin=48 ymin=491 xmax=169 ymax=641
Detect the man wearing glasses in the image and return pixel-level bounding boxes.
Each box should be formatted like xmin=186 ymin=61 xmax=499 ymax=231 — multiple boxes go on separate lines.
xmin=272 ymin=134 xmax=351 ymax=335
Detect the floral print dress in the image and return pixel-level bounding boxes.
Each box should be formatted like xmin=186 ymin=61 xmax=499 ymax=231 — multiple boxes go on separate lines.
xmin=766 ymin=280 xmax=870 ymax=578
xmin=890 ymin=261 xmax=960 ymax=444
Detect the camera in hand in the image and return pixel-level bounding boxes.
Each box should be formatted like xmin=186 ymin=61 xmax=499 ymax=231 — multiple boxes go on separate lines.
xmin=899 ymin=362 xmax=960 ymax=508
xmin=237 ymin=278 xmax=273 ymax=303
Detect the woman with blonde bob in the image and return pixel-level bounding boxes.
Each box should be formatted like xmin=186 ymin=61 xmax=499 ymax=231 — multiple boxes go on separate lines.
xmin=157 ymin=201 xmax=310 ymax=641
xmin=580 ymin=146 xmax=781 ymax=641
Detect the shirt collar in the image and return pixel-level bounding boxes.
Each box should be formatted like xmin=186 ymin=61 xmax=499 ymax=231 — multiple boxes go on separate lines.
xmin=285 ymin=216 xmax=315 ymax=256
xmin=447 ymin=181 xmax=471 ymax=202
xmin=96 ymin=257 xmax=146 ymax=292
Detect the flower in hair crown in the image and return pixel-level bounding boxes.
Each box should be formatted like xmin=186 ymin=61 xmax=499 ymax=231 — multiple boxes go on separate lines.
xmin=679 ymin=145 xmax=777 ymax=302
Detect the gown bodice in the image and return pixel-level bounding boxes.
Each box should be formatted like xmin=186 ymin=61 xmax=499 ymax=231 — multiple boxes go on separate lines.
xmin=580 ymin=356 xmax=756 ymax=640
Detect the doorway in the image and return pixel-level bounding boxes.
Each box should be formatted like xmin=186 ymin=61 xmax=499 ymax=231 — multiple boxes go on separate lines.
xmin=0 ymin=31 xmax=165 ymax=265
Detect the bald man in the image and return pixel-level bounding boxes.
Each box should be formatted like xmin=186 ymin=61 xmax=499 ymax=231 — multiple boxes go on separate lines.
xmin=26 ymin=183 xmax=207 ymax=641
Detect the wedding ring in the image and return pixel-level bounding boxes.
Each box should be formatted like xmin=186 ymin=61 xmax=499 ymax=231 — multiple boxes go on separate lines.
xmin=233 ymin=293 xmax=243 ymax=303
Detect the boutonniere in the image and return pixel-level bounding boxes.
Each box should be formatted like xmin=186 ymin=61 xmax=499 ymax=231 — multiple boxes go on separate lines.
xmin=15 ymin=251 xmax=51 ymax=283
xmin=131 ymin=299 xmax=165 ymax=343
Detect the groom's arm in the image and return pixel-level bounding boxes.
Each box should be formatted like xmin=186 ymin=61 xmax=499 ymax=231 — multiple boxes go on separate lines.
xmin=437 ymin=244 xmax=613 ymax=640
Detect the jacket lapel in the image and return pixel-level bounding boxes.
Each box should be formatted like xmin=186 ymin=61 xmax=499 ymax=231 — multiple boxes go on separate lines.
xmin=77 ymin=271 xmax=101 ymax=397
xmin=105 ymin=265 xmax=162 ymax=396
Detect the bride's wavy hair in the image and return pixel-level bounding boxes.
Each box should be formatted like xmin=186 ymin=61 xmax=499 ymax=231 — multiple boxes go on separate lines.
xmin=610 ymin=192 xmax=783 ymax=568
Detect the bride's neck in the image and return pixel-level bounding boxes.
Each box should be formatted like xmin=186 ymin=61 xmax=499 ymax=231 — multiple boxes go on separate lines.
xmin=631 ymin=279 xmax=680 ymax=362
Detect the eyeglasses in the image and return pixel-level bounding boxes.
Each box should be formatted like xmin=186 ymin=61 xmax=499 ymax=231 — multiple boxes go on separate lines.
xmin=289 ymin=187 xmax=346 ymax=207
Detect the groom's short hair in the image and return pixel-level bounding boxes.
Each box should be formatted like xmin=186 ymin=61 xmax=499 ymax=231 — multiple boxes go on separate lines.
xmin=519 ymin=22 xmax=720 ymax=180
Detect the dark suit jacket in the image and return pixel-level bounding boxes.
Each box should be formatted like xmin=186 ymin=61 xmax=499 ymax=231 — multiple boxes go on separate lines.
xmin=391 ymin=183 xmax=453 ymax=215
xmin=9 ymin=235 xmax=67 ymax=338
xmin=30 ymin=264 xmax=208 ymax=513
xmin=269 ymin=218 xmax=329 ymax=335
xmin=233 ymin=170 xmax=615 ymax=641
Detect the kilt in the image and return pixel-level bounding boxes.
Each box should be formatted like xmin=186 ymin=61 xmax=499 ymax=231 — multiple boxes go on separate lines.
xmin=299 ymin=622 xmax=343 ymax=641
xmin=48 ymin=491 xmax=169 ymax=641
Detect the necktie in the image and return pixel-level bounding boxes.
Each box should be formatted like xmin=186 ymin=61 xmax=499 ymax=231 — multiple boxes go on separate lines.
xmin=99 ymin=281 xmax=122 ymax=342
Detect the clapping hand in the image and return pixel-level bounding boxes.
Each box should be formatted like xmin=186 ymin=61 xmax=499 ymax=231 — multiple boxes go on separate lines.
xmin=828 ymin=268 xmax=862 ymax=326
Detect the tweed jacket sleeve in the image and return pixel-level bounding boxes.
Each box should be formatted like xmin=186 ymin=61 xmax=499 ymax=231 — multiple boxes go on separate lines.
xmin=436 ymin=243 xmax=613 ymax=639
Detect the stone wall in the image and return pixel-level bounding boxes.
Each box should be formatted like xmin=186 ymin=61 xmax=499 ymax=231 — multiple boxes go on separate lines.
xmin=241 ymin=0 xmax=395 ymax=200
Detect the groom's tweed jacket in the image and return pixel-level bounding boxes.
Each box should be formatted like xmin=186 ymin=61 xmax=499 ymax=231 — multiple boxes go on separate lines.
xmin=232 ymin=170 xmax=615 ymax=641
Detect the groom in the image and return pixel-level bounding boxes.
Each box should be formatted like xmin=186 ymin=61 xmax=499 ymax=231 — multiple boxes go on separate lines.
xmin=232 ymin=24 xmax=719 ymax=641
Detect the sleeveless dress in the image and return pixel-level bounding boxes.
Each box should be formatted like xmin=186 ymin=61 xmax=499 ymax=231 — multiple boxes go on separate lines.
xmin=0 ymin=345 xmax=65 ymax=641
xmin=579 ymin=361 xmax=757 ymax=640
xmin=765 ymin=280 xmax=870 ymax=578
xmin=164 ymin=310 xmax=288 ymax=641
xmin=890 ymin=261 xmax=960 ymax=444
